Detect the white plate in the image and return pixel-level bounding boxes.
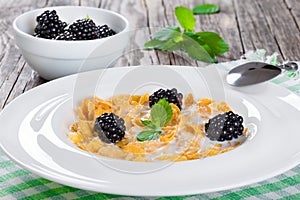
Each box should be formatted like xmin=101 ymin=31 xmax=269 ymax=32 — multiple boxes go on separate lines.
xmin=1 ymin=65 xmax=300 ymax=196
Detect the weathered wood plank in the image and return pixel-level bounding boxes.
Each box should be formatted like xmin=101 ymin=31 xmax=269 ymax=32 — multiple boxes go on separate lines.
xmin=97 ymin=0 xmax=154 ymax=66
xmin=0 ymin=0 xmax=45 ymax=8
xmin=79 ymin=0 xmax=98 ymax=7
xmin=3 ymin=63 xmax=36 ymax=107
xmin=144 ymin=0 xmax=175 ymax=66
xmin=45 ymin=0 xmax=79 ymax=7
xmin=285 ymin=0 xmax=300 ymax=30
xmin=259 ymin=0 xmax=300 ymax=61
xmin=0 ymin=36 xmax=24 ymax=109
xmin=234 ymin=0 xmax=300 ymax=61
xmin=234 ymin=0 xmax=283 ymax=60
xmin=0 ymin=52 xmax=24 ymax=108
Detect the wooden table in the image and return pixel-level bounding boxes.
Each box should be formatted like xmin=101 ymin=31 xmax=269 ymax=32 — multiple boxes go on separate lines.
xmin=1 ymin=0 xmax=300 ymax=199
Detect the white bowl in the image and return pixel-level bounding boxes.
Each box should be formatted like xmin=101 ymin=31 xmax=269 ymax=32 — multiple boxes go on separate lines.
xmin=13 ymin=6 xmax=130 ymax=80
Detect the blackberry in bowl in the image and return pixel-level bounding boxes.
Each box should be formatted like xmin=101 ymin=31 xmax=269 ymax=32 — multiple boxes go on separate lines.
xmin=149 ymin=88 xmax=183 ymax=110
xmin=34 ymin=10 xmax=67 ymax=39
xmin=66 ymin=18 xmax=116 ymax=40
xmin=33 ymin=11 xmax=116 ymax=41
xmin=94 ymin=113 xmax=126 ymax=144
xmin=12 ymin=6 xmax=129 ymax=80
xmin=97 ymin=24 xmax=116 ymax=38
xmin=67 ymin=18 xmax=101 ymax=40
xmin=205 ymin=111 xmax=244 ymax=142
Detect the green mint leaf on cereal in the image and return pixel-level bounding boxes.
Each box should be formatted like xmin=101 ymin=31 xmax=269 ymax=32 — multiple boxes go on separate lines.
xmin=151 ymin=98 xmax=172 ymax=127
xmin=138 ymin=99 xmax=173 ymax=141
xmin=137 ymin=130 xmax=161 ymax=141
xmin=193 ymin=4 xmax=220 ymax=15
xmin=175 ymin=6 xmax=195 ymax=32
xmin=141 ymin=119 xmax=152 ymax=127
xmin=151 ymin=103 xmax=168 ymax=128
xmin=141 ymin=119 xmax=157 ymax=129
xmin=157 ymin=98 xmax=173 ymax=124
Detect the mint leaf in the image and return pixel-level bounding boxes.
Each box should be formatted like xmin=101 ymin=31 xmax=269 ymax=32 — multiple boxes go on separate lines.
xmin=145 ymin=31 xmax=218 ymax=63
xmin=137 ymin=99 xmax=173 ymax=141
xmin=175 ymin=6 xmax=195 ymax=32
xmin=152 ymin=26 xmax=181 ymax=41
xmin=144 ymin=27 xmax=182 ymax=52
xmin=181 ymin=33 xmax=216 ymax=63
xmin=150 ymin=98 xmax=173 ymax=127
xmin=140 ymin=120 xmax=157 ymax=129
xmin=137 ymin=130 xmax=161 ymax=141
xmin=141 ymin=120 xmax=152 ymax=127
xmin=185 ymin=43 xmax=217 ymax=63
xmin=151 ymin=103 xmax=168 ymax=128
xmin=184 ymin=31 xmax=215 ymax=59
xmin=156 ymin=98 xmax=172 ymax=124
xmin=144 ymin=38 xmax=182 ymax=52
xmin=184 ymin=32 xmax=229 ymax=58
xmin=196 ymin=32 xmax=229 ymax=55
xmin=193 ymin=4 xmax=220 ymax=14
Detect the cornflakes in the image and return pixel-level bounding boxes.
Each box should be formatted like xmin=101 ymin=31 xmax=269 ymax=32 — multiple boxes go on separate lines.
xmin=68 ymin=93 xmax=248 ymax=162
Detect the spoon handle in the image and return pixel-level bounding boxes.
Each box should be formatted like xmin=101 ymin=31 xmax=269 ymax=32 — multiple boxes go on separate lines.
xmin=279 ymin=62 xmax=298 ymax=72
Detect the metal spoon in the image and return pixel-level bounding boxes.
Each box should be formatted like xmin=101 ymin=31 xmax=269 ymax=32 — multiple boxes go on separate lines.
xmin=226 ymin=62 xmax=298 ymax=87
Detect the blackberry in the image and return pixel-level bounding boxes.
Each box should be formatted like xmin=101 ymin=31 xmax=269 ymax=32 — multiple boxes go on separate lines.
xmin=94 ymin=113 xmax=126 ymax=143
xmin=68 ymin=18 xmax=100 ymax=40
xmin=205 ymin=111 xmax=244 ymax=142
xmin=97 ymin=24 xmax=116 ymax=38
xmin=34 ymin=10 xmax=67 ymax=39
xmin=56 ymin=31 xmax=76 ymax=41
xmin=149 ymin=88 xmax=183 ymax=110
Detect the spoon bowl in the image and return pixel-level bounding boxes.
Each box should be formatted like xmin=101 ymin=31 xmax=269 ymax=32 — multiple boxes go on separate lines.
xmin=227 ymin=62 xmax=298 ymax=87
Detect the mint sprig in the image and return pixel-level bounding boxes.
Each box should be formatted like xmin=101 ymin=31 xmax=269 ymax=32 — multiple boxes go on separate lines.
xmin=137 ymin=98 xmax=172 ymax=142
xmin=144 ymin=5 xmax=228 ymax=63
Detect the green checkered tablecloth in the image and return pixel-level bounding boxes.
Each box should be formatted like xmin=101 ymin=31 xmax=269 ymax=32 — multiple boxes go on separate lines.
xmin=1 ymin=152 xmax=300 ymax=200
xmin=1 ymin=51 xmax=300 ymax=199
